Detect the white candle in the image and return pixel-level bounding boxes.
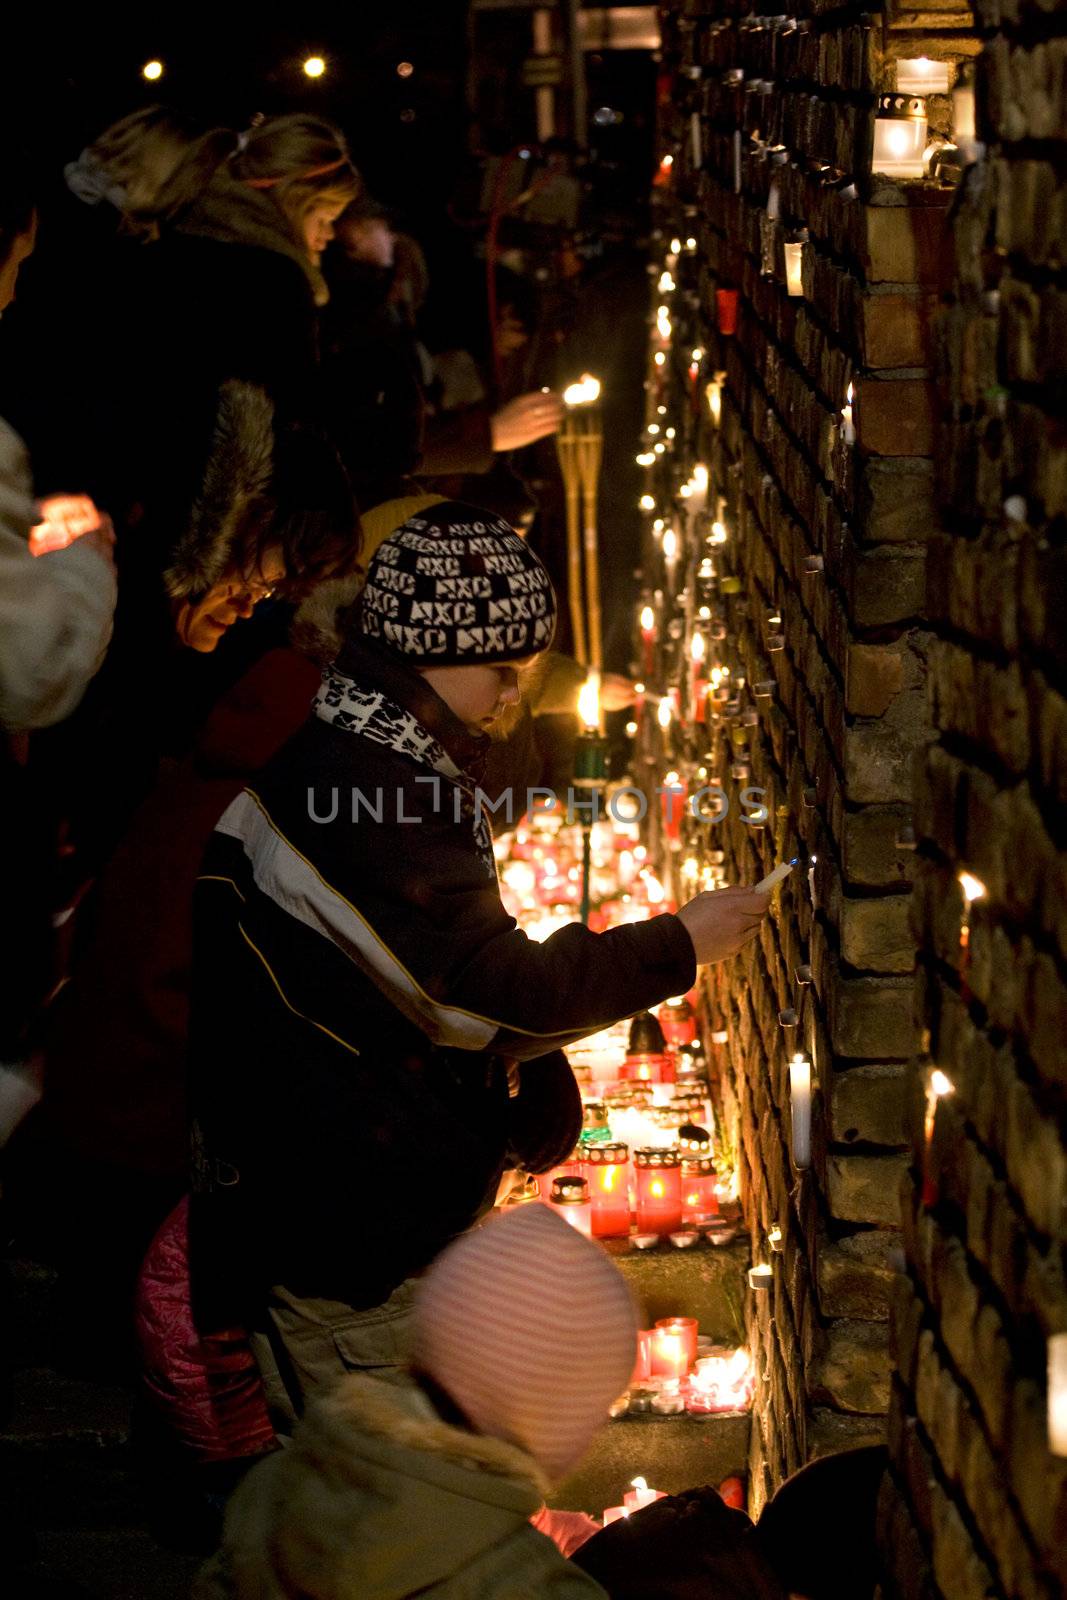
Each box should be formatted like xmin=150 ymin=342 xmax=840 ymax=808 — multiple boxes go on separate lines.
xmin=755 ymin=858 xmax=797 ymax=893
xmin=896 ymin=57 xmax=950 ymax=95
xmin=748 ymin=1263 xmax=773 ymax=1291
xmin=790 ymin=1054 xmax=812 ymax=1169
xmin=784 ymin=241 xmax=804 ymax=297
xmin=1049 ymin=1335 xmax=1067 ymax=1456
xmin=625 ymin=1476 xmax=667 ymax=1510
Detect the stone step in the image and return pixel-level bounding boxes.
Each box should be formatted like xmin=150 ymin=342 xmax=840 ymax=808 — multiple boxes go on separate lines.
xmin=604 ymin=1234 xmax=749 ymax=1344
xmin=552 ymin=1410 xmax=752 ymax=1516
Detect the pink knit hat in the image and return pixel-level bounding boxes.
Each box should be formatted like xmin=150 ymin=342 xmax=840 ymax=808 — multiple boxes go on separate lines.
xmin=412 ymin=1205 xmax=638 ymax=1484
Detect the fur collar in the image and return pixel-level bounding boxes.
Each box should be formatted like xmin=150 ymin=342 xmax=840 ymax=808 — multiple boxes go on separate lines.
xmin=304 ymin=1372 xmax=551 ymax=1500
xmin=163 ymin=379 xmax=274 ymax=600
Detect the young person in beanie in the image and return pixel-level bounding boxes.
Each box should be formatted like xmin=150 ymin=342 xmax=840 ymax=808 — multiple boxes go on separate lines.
xmin=188 ymin=501 xmax=767 ymax=1429
xmin=193 ymin=1205 xmax=631 ymax=1599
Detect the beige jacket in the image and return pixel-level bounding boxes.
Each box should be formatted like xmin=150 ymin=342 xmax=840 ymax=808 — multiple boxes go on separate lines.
xmin=194 ymin=1373 xmax=609 ymax=1600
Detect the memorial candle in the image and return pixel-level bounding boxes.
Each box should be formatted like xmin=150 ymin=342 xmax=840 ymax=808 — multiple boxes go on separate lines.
xmin=624 ymin=1476 xmax=668 ymax=1511
xmin=682 ymin=1155 xmax=719 ymax=1222
xmin=655 ymin=1316 xmax=698 ymax=1368
xmin=583 ymin=1142 xmax=632 ymax=1239
xmin=634 ymin=1148 xmax=683 ymax=1234
xmin=650 ymin=1326 xmax=690 ymax=1380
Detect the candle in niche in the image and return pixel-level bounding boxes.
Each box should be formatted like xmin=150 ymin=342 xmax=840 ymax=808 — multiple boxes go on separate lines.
xmin=650 ymin=1326 xmax=689 ymax=1379
xmin=634 ymin=1148 xmax=683 ymax=1235
xmin=784 ymin=239 xmax=804 ymax=297
xmin=789 ymin=1054 xmax=813 ymax=1170
xmin=748 ymin=1263 xmax=773 ymax=1291
xmin=583 ymin=1142 xmax=632 ymax=1239
xmin=895 ymin=57 xmax=950 ymax=95
xmin=841 ymin=384 xmax=855 ymax=446
xmin=655 ymin=1316 xmax=699 ymax=1369
xmin=873 ymin=94 xmax=928 ymax=179
xmin=625 ymin=1476 xmax=668 ymax=1511
xmin=1048 ymin=1335 xmax=1067 ymax=1456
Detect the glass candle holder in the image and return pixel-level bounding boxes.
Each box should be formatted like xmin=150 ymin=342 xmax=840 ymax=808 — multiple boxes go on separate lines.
xmin=583 ymin=1142 xmax=632 ymax=1239
xmin=682 ymin=1155 xmax=720 ymax=1222
xmin=621 ymin=1052 xmax=674 ymax=1085
xmin=631 ymin=1328 xmax=654 ymax=1384
xmin=873 ymin=94 xmax=928 ymax=179
xmin=634 ymin=1148 xmax=683 ymax=1234
xmin=549 ymin=1175 xmax=592 ymax=1237
xmin=650 ymin=1326 xmax=691 ymax=1380
xmin=659 ymin=997 xmax=697 ymax=1046
xmin=655 ymin=1315 xmax=699 ymax=1368
xmin=537 ymin=1150 xmax=583 ymax=1202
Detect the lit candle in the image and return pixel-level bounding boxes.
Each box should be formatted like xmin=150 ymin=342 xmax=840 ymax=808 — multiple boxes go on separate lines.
xmin=789 ymin=1054 xmax=812 ymax=1169
xmin=603 ymin=1504 xmax=631 ymax=1526
xmin=650 ymin=1336 xmax=688 ymax=1382
xmin=29 ymin=494 xmax=105 ymax=556
xmin=895 ymin=57 xmax=950 ymax=95
xmin=640 ymin=604 xmax=657 ymax=676
xmin=706 ymin=374 xmax=724 ymax=426
xmin=690 ymin=631 xmax=709 ymax=723
xmin=873 ymin=94 xmax=928 ymax=179
xmin=841 ymin=385 xmax=855 ymax=445
xmin=583 ymin=1142 xmax=632 ymax=1239
xmin=660 ymin=771 xmax=687 ymax=845
xmin=662 ymin=525 xmax=679 ymax=589
xmin=682 ymin=1155 xmax=719 ymax=1221
xmin=922 ymin=1067 xmax=955 ymax=1205
xmin=748 ymin=1263 xmax=773 ymax=1291
xmin=654 ymin=1316 xmax=698 ymax=1369
xmin=784 ymin=239 xmax=804 ymax=297
xmin=624 ymin=1476 xmax=668 ymax=1511
xmin=1048 ymin=1335 xmax=1067 ymax=1456
xmin=634 ymin=1148 xmax=684 ymax=1235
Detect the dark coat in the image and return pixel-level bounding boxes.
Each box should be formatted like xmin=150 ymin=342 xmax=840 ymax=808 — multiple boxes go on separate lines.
xmin=188 ymin=639 xmax=695 ymax=1322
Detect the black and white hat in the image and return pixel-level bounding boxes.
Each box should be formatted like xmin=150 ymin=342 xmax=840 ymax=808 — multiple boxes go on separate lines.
xmin=356 ymin=501 xmax=557 ymax=664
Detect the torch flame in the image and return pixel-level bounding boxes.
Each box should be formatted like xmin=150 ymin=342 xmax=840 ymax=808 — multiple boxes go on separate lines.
xmin=577 ymin=672 xmax=601 ymax=732
xmin=563 ymin=373 xmax=602 ymax=407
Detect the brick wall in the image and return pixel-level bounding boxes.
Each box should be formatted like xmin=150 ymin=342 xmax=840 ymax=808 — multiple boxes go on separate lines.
xmin=879 ymin=0 xmax=1067 ymax=1592
xmin=644 ymin=0 xmax=974 ymax=1516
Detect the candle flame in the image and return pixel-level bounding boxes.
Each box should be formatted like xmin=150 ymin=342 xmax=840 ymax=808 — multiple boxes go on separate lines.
xmin=640 ymin=494 xmax=656 ymax=512
xmin=662 ymin=528 xmax=678 ymax=561
xmin=631 ymin=1477 xmax=648 ymax=1491
xmin=958 ymin=871 xmax=986 ymax=904
xmin=691 ymin=631 xmax=706 ymax=664
xmin=657 ymin=696 xmax=672 ymax=730
xmin=930 ymin=1069 xmax=954 ymax=1098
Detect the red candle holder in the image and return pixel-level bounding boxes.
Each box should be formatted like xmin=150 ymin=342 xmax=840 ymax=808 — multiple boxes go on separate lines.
xmin=630 ymin=1328 xmax=654 ymax=1384
xmin=582 ymin=1142 xmax=632 ymax=1239
xmin=633 ymin=1148 xmax=683 ymax=1235
xmin=655 ymin=1315 xmax=699 ymax=1368
xmin=682 ymin=1156 xmax=720 ymax=1222
xmin=537 ymin=1151 xmax=583 ymax=1202
xmin=716 ymin=288 xmax=740 ymax=335
xmin=620 ymin=1052 xmax=675 ymax=1085
xmin=659 ymin=997 xmax=697 ymax=1047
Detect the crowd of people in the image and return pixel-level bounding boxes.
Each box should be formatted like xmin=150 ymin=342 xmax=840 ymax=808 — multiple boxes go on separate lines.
xmin=1 ymin=105 xmax=881 ymax=1598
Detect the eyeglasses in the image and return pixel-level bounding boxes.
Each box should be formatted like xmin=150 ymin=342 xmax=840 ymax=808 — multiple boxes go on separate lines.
xmin=224 ymin=576 xmax=278 ymax=605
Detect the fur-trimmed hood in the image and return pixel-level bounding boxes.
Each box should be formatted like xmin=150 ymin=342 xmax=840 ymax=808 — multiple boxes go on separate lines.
xmin=193 ymin=1373 xmax=609 ymax=1600
xmin=163 ymin=379 xmax=275 ymax=601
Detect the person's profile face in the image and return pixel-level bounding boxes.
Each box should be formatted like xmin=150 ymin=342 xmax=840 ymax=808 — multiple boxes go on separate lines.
xmin=421 ymin=655 xmax=541 ymax=737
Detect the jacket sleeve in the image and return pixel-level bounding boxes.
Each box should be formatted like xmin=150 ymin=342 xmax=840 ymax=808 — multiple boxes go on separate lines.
xmin=0 ymin=420 xmax=117 ymax=731
xmin=229 ymin=778 xmax=696 ymax=1060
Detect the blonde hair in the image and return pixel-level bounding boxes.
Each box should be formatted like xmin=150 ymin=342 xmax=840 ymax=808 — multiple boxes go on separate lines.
xmin=231 ymin=115 xmax=361 ymax=233
xmin=85 ymin=107 xmax=234 ymax=237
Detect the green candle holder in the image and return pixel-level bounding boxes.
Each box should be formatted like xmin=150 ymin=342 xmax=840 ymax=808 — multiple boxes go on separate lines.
xmin=574 ymin=731 xmax=609 ymax=786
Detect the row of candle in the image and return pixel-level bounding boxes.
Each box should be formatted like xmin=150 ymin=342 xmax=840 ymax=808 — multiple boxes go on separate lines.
xmin=543 ymin=1142 xmax=726 ymax=1238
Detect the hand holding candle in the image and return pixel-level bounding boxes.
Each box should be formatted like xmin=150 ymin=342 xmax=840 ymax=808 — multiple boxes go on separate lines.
xmin=677 ymin=886 xmax=768 ymax=965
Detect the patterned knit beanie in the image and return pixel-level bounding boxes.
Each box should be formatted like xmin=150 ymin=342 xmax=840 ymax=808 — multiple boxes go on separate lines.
xmin=412 ymin=1205 xmax=637 ymax=1484
xmin=356 ymin=500 xmax=556 ymax=664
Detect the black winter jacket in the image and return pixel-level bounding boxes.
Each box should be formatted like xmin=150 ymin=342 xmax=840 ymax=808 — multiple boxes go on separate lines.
xmin=188 ymin=641 xmax=695 ymax=1322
